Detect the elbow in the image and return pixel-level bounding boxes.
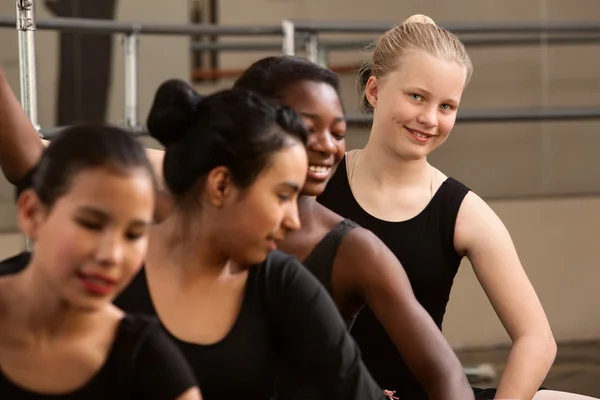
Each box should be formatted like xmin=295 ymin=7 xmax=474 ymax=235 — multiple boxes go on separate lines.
xmin=426 ymin=369 xmax=473 ymax=400
xmin=515 ymin=330 xmax=557 ymax=365
xmin=538 ymin=329 xmax=557 ymax=361
xmin=545 ymin=335 xmax=558 ymax=362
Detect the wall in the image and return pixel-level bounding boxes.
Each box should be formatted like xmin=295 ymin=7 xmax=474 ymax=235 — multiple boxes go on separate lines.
xmin=0 ymin=0 xmax=599 ymax=348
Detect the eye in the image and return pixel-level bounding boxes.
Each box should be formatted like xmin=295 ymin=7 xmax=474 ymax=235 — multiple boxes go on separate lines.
xmin=440 ymin=104 xmax=453 ymax=111
xmin=278 ymin=194 xmax=292 ymax=201
xmin=125 ymin=230 xmax=146 ymax=241
xmin=331 ymin=130 xmax=345 ymax=140
xmin=302 ymin=119 xmax=316 ymax=133
xmin=76 ymin=218 xmax=102 ymax=231
xmin=409 ymin=93 xmax=423 ymax=101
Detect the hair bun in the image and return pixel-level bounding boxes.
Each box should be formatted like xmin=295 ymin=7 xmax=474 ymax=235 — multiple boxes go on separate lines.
xmin=147 ymin=79 xmax=204 ymax=147
xmin=403 ymin=14 xmax=437 ymax=26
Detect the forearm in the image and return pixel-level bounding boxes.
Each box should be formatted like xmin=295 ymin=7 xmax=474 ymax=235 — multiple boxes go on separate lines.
xmin=395 ymin=323 xmax=473 ymax=400
xmin=377 ymin=302 xmax=473 ymax=400
xmin=494 ymin=335 xmax=556 ymax=400
xmin=0 ymin=68 xmax=45 ymax=183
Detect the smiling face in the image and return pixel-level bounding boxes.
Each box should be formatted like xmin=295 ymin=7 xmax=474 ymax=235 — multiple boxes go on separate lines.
xmin=365 ymin=50 xmax=467 ymax=161
xmin=280 ymin=80 xmax=347 ymax=197
xmin=19 ymin=166 xmax=155 ymax=312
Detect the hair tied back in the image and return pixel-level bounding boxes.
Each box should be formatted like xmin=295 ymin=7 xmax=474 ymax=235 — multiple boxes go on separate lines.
xmin=147 ymin=79 xmax=205 ymax=147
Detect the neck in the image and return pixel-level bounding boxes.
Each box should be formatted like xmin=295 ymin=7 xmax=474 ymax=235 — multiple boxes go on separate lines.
xmin=298 ymin=195 xmax=319 ymax=227
xmin=281 ymin=195 xmax=318 ymax=244
xmin=5 ymin=262 xmax=95 ymax=343
xmin=359 ymin=138 xmax=430 ymax=188
xmin=161 ymin=209 xmax=238 ymax=281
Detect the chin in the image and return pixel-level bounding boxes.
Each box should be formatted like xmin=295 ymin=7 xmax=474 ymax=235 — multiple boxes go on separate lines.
xmin=236 ymin=250 xmax=270 ymax=268
xmin=67 ymin=298 xmax=108 ymax=313
xmin=302 ymin=181 xmax=327 ymax=197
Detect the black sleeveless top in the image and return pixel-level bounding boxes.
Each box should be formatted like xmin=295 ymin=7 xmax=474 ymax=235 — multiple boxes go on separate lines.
xmin=0 ymin=311 xmax=196 ymax=399
xmin=317 ymin=156 xmax=470 ymax=399
xmin=302 ymin=219 xmax=359 ymax=328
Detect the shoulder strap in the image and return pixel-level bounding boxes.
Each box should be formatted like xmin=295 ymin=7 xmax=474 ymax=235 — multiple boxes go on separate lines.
xmin=302 ymin=220 xmax=359 ymax=292
xmin=437 ymin=177 xmax=470 ymax=260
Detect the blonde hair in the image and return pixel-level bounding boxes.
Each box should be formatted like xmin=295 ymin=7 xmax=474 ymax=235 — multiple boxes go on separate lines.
xmin=358 ymin=14 xmax=473 ymax=112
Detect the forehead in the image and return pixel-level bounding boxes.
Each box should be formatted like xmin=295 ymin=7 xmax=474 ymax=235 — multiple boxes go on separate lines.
xmin=390 ymin=51 xmax=466 ymax=100
xmin=56 ymin=167 xmax=154 ymax=214
xmin=254 ymin=144 xmax=307 ymax=184
xmin=281 ymin=81 xmax=342 ymax=113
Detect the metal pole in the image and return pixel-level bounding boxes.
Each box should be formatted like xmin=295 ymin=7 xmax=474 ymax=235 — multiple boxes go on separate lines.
xmin=15 ymin=0 xmax=38 ymax=251
xmin=16 ymin=0 xmax=40 ymax=133
xmin=305 ymin=33 xmax=319 ymax=63
xmin=317 ymin=47 xmax=328 ymax=67
xmin=123 ymin=32 xmax=139 ymax=129
xmin=282 ymin=19 xmax=295 ymax=56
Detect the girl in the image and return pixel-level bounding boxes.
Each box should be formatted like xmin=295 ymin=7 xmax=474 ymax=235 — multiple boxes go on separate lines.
xmin=233 ymin=55 xmax=473 ymax=400
xmin=318 ymin=13 xmax=595 ymax=400
xmin=0 ymin=124 xmax=201 ymax=399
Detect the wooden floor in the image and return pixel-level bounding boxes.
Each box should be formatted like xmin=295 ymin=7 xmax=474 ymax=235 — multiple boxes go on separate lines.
xmin=458 ymin=340 xmax=600 ymax=398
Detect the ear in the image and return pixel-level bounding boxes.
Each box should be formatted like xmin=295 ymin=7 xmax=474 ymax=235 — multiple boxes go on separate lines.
xmin=17 ymin=190 xmax=47 ymax=241
xmin=204 ymin=166 xmax=236 ymax=207
xmin=365 ymin=76 xmax=380 ymax=109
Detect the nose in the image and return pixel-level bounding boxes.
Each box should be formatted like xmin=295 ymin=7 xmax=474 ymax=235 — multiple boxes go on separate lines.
xmin=94 ymin=231 xmax=123 ymax=267
xmin=308 ymin=129 xmax=337 ymax=156
xmin=417 ymin=106 xmax=438 ymax=129
xmin=282 ymin=201 xmax=301 ymax=232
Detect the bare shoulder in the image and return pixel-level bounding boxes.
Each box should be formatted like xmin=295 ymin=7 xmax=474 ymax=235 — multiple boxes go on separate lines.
xmin=337 ymin=225 xmax=399 ymax=275
xmin=340 ymin=226 xmax=386 ymax=258
xmin=454 ymin=190 xmax=514 ymax=259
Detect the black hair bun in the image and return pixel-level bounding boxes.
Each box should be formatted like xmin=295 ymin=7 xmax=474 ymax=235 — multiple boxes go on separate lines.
xmin=147 ymin=79 xmax=204 ymax=147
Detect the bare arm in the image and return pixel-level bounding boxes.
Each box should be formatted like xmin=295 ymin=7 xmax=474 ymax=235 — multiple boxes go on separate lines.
xmin=0 ymin=67 xmax=174 ymax=221
xmin=455 ymin=192 xmax=556 ymax=400
xmin=336 ymin=228 xmax=474 ymax=400
xmin=0 ymin=68 xmax=45 ymax=183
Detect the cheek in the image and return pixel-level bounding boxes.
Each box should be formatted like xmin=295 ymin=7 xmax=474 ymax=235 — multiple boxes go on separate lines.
xmin=122 ymin=240 xmax=147 ymax=277
xmin=240 ymin=196 xmax=282 ymax=234
xmin=438 ymin=114 xmax=457 ymax=135
xmin=45 ymin=218 xmax=90 ymax=254
xmin=334 ymin=142 xmax=345 ymax=162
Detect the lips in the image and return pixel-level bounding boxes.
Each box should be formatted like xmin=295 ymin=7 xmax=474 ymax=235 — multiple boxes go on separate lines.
xmin=307 ymin=163 xmax=333 ymax=181
xmin=266 ymin=236 xmax=281 ymax=251
xmin=77 ymin=271 xmax=118 ymax=296
xmin=405 ymin=127 xmax=435 ymax=143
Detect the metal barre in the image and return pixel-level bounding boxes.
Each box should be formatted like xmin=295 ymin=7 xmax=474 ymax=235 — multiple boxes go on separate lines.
xmin=7 ymin=8 xmax=600 ymax=133
xmin=37 ymin=107 xmax=600 ymax=139
xmin=345 ymin=108 xmax=600 ymax=125
xmin=190 ymin=34 xmax=600 ymax=52
xmin=289 ymin=20 xmax=600 ymax=34
xmin=0 ymin=15 xmax=282 ymax=36
xmin=3 ymin=15 xmax=600 ymax=36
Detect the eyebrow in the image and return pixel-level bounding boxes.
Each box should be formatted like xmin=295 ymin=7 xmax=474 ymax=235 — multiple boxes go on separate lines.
xmin=300 ymin=112 xmax=345 ymax=123
xmin=76 ymin=206 xmax=151 ymax=227
xmin=278 ymin=182 xmax=301 ymax=193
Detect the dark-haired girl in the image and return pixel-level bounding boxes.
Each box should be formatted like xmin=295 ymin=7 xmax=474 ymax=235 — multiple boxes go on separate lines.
xmin=0 ymin=70 xmax=386 ymax=400
xmin=0 ymin=122 xmax=201 ymax=399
